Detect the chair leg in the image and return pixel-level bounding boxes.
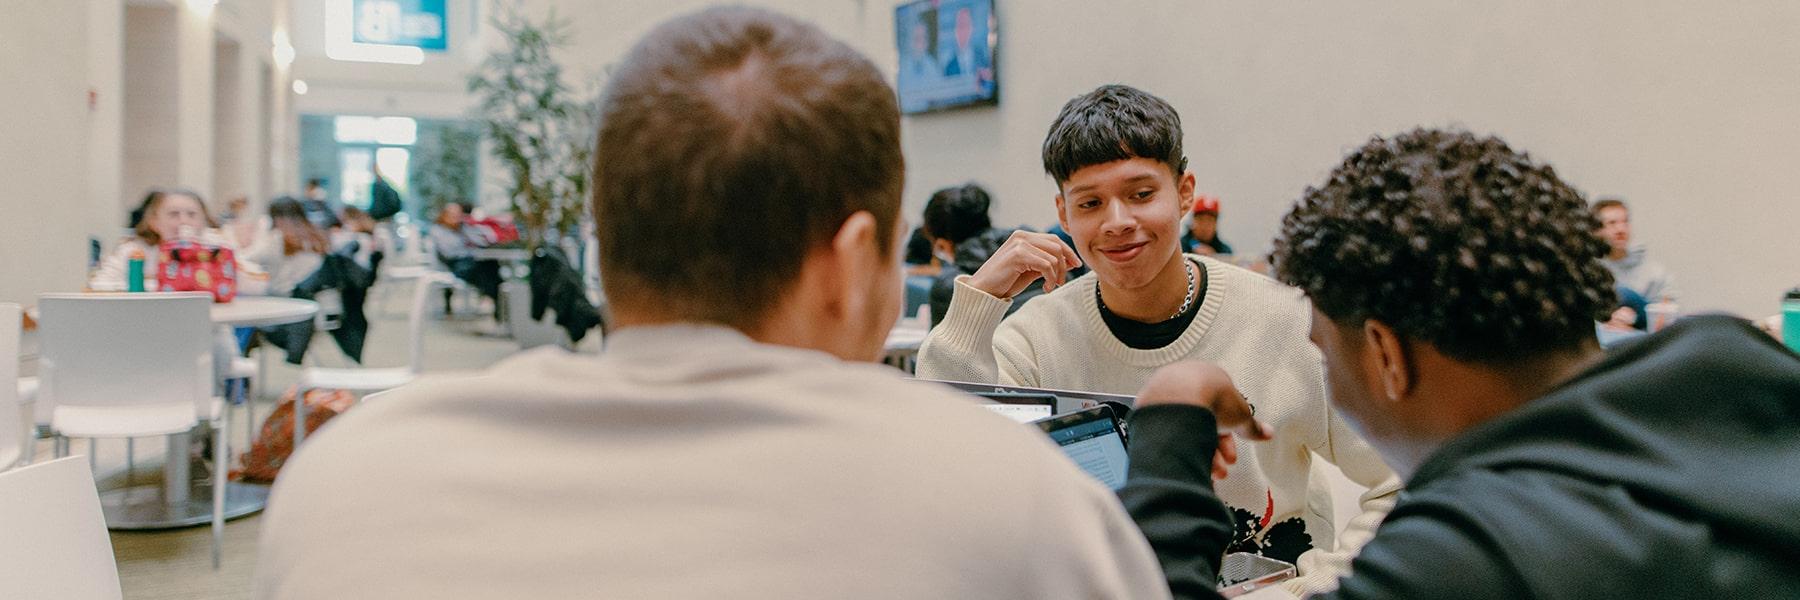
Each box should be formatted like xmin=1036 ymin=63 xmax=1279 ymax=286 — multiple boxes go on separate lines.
xmin=211 ymin=418 xmax=226 ymax=570
xmin=293 ymin=386 xmax=309 ymax=446
xmin=88 ymin=439 xmax=96 ymax=472
xmin=53 ymin=435 xmax=65 ymax=459
xmin=126 ymin=438 xmax=135 ymax=483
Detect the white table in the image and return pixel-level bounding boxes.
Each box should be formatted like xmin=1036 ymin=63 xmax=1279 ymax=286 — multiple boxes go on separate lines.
xmin=470 ymin=248 xmax=531 ymax=263
xmin=100 ymin=296 xmax=317 ymax=530
xmin=883 ymin=322 xmax=929 ymax=373
xmin=211 ymin=296 xmax=319 ymax=327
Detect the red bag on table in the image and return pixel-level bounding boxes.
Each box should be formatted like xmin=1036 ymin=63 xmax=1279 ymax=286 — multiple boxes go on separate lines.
xmin=156 ymin=240 xmax=238 ymax=302
xmin=464 ymin=217 xmax=519 ymax=246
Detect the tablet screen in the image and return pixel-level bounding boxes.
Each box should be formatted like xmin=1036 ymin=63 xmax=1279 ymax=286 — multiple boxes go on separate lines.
xmin=1035 ymin=407 xmax=1129 ymax=489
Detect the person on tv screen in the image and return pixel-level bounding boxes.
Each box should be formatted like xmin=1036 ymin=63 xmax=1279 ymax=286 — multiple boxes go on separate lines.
xmin=941 ymin=6 xmax=990 ymax=84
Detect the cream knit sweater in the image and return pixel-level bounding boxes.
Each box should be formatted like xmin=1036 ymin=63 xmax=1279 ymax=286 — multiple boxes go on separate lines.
xmin=256 ymin=325 xmax=1170 ymax=599
xmin=918 ymin=255 xmax=1401 ymax=595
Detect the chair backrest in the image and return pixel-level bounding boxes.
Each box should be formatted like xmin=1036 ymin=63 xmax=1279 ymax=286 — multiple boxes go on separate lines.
xmin=405 ymin=274 xmax=451 ymax=373
xmin=0 ymin=457 xmax=125 ymax=599
xmin=0 ymin=303 xmax=22 ymax=470
xmin=37 ymin=293 xmax=213 ymax=416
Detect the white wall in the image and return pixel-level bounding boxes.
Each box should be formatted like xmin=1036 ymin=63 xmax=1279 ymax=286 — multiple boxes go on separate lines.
xmin=867 ymin=0 xmax=1800 ymax=317
xmin=527 ymin=1 xmax=1800 ymax=315
xmin=0 ymin=0 xmax=289 ymax=305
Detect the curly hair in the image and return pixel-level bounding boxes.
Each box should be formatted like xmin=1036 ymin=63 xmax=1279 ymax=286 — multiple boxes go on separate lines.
xmin=1272 ymin=128 xmax=1616 ymax=363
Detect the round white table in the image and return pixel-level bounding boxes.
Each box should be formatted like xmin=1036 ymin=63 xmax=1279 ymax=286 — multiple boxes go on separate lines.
xmin=101 ymin=296 xmax=318 ymax=530
xmin=211 ymin=296 xmax=319 ymax=327
xmin=470 ymin=248 xmax=531 ymax=262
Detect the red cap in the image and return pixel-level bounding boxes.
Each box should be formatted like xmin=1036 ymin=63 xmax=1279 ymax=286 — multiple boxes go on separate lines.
xmin=1191 ymin=195 xmax=1221 ymax=215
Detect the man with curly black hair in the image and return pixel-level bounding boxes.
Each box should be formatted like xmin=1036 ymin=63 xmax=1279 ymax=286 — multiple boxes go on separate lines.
xmin=1116 ymin=128 xmax=1800 ymax=598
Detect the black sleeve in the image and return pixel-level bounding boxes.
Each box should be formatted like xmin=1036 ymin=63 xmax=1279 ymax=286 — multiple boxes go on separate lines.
xmin=928 ymin=273 xmax=954 ymax=328
xmin=1117 ymin=405 xmax=1233 ymax=600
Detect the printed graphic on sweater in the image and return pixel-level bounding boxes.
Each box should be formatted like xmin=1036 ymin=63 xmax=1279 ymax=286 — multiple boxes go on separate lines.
xmin=1225 ymin=490 xmax=1313 ymax=565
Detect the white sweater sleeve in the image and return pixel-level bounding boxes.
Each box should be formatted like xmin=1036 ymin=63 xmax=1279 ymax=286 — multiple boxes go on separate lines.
xmin=1286 ymin=404 xmax=1403 ymax=596
xmin=916 ymin=276 xmax=1013 ymax=383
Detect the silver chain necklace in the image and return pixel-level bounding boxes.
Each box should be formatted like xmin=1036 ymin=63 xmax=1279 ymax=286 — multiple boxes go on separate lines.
xmin=1098 ymin=260 xmax=1197 ymax=322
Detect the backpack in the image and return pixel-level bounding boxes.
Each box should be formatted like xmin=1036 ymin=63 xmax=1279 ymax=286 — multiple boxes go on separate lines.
xmin=230 ymin=386 xmax=357 ymax=483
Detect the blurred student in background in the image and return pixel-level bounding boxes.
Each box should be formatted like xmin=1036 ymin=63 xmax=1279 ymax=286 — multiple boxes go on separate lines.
xmin=91 ymin=188 xmax=233 ymax=291
xmin=921 ymin=183 xmax=1044 ymax=327
xmin=1180 ymin=194 xmax=1232 ymax=256
xmin=1594 ymin=197 xmax=1677 ymax=330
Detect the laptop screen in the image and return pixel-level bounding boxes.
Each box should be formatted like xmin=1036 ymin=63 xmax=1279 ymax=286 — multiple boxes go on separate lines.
xmin=1036 ymin=407 xmax=1129 ymax=490
xmin=975 ymin=391 xmax=1057 ymax=423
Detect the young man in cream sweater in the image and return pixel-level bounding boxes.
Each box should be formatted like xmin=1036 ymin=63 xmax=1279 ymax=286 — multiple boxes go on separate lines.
xmin=917 ymin=84 xmax=1400 ymax=595
xmin=255 ymin=9 xmax=1167 ymax=599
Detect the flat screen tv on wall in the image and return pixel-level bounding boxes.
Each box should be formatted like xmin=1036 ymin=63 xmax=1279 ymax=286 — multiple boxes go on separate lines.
xmin=895 ymin=0 xmax=998 ymax=114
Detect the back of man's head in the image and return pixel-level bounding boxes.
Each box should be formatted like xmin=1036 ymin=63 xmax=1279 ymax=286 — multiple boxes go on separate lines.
xmin=593 ymin=7 xmax=903 ymax=330
xmin=1273 ymin=128 xmax=1616 ymax=363
xmin=1041 ymin=84 xmax=1188 ymax=188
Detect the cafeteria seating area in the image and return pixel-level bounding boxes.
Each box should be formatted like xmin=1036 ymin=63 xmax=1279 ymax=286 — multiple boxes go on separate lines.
xmin=4 ymin=1 xmax=1798 ymax=599
xmin=21 ymin=307 xmax=542 ymax=600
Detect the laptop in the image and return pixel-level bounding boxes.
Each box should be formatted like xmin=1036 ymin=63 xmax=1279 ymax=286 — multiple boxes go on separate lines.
xmin=1033 ymin=405 xmax=1130 ymax=490
xmin=924 ymin=379 xmax=1136 ymax=415
xmin=972 ymin=391 xmax=1057 ymax=423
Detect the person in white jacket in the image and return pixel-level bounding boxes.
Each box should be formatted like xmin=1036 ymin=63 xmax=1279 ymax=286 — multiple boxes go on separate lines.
xmin=917 ymin=84 xmax=1400 ymax=596
xmin=254 ymin=8 xmax=1169 ymax=599
xmin=91 ymin=189 xmax=237 ymax=291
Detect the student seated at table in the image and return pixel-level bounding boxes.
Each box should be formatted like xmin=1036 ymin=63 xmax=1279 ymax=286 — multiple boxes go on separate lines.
xmin=1179 ymin=194 xmax=1232 ymax=256
xmin=240 ymin=197 xmax=328 ymax=298
xmin=254 ymin=8 xmax=1167 ymax=598
xmin=429 ymin=201 xmax=503 ymax=317
xmin=917 ymin=84 xmax=1399 ymax=595
xmin=1594 ymin=197 xmax=1677 ymax=331
xmin=333 ymin=206 xmax=384 ymax=273
xmin=91 ymin=188 xmax=236 ymax=291
xmin=1119 ymin=128 xmax=1800 ymax=599
xmin=920 ymin=183 xmax=1045 ymax=327
xmin=236 ymin=197 xmax=334 ymax=363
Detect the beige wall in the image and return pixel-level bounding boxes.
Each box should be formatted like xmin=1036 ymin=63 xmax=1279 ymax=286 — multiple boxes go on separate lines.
xmin=871 ymin=0 xmax=1800 ymax=317
xmin=0 ymin=0 xmax=100 ymax=305
xmin=0 ymin=0 xmax=289 ymax=305
xmin=530 ymin=0 xmax=1798 ymax=316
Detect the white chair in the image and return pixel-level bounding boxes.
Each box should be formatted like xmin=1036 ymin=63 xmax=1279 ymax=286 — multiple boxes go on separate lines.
xmin=0 ymin=457 xmax=125 ymax=599
xmin=292 ymin=272 xmax=449 ymax=445
xmin=1 ymin=303 xmax=23 ymax=470
xmin=38 ymin=292 xmax=229 ymax=568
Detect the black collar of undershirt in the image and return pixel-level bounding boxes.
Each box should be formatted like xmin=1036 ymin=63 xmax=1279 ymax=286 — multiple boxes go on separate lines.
xmin=1095 ymin=260 xmax=1208 ymax=350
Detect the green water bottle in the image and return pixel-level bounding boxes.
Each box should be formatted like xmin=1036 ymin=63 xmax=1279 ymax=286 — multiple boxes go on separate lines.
xmin=127 ymin=248 xmax=146 ymax=292
xmin=1783 ymin=287 xmax=1800 ymax=352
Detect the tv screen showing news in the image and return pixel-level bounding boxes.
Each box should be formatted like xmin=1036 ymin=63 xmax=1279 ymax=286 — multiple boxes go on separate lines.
xmin=894 ymin=0 xmax=998 ymax=114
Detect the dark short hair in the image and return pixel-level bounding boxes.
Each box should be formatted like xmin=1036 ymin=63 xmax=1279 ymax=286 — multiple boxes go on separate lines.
xmin=1591 ymin=197 xmax=1627 ymax=216
xmin=1041 ymin=84 xmax=1188 ymax=187
xmin=923 ymin=184 xmax=993 ymax=245
xmin=593 ymin=6 xmax=903 ymax=329
xmin=1272 ymin=128 xmax=1615 ymax=363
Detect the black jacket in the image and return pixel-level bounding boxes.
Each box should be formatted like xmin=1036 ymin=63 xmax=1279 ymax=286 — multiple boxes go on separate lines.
xmin=527 ymin=246 xmax=604 ymax=344
xmin=928 ymin=228 xmax=1045 ymax=327
xmin=1122 ymin=315 xmax=1800 ymax=599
